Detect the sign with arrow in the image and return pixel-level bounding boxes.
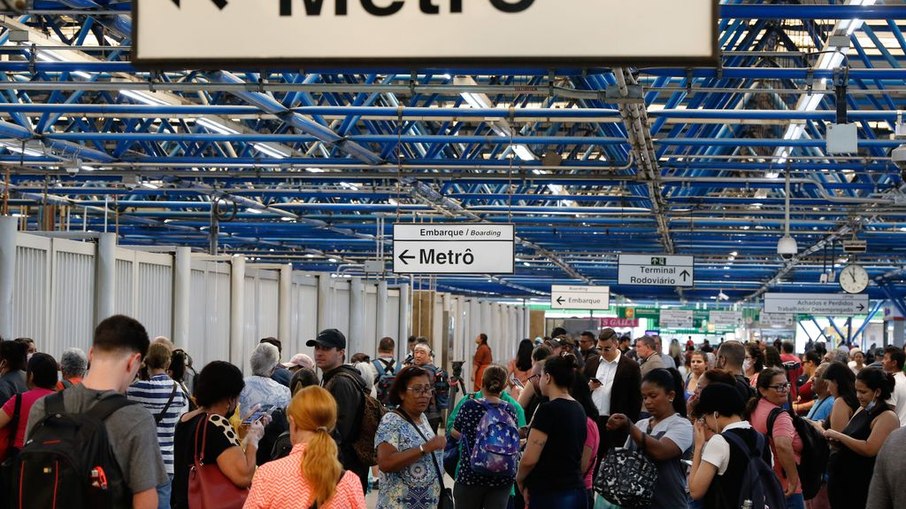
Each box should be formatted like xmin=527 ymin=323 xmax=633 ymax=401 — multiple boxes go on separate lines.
xmin=133 ymin=0 xmax=716 ymax=67
xmin=709 ymin=310 xmax=743 ymax=329
xmin=392 ymin=223 xmax=514 ymax=275
xmin=763 ymin=293 xmax=869 ymax=316
xmin=618 ymin=254 xmax=695 ymax=287
xmin=551 ymin=285 xmax=611 ymax=311
xmin=660 ymin=309 xmax=694 ymax=329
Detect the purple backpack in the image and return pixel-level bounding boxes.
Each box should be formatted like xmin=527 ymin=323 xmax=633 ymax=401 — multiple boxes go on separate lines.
xmin=468 ymin=400 xmax=520 ymax=478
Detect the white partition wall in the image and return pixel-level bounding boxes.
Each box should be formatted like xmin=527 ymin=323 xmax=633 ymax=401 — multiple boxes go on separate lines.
xmin=51 ymin=239 xmax=96 ymax=355
xmin=241 ymin=267 xmax=281 ymax=370
xmin=12 ymin=234 xmax=51 ymax=344
xmin=187 ymin=259 xmax=232 ymax=368
xmin=115 ymin=249 xmax=174 ymax=339
xmin=289 ymin=273 xmax=318 ymax=358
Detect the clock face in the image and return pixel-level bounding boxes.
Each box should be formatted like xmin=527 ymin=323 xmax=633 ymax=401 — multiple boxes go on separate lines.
xmin=839 ymin=264 xmax=869 ymax=294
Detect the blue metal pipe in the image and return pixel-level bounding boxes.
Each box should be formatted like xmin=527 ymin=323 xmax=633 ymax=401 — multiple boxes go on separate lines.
xmin=720 ymin=4 xmax=906 ymax=20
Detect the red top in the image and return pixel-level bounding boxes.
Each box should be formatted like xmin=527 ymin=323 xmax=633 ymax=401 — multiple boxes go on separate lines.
xmin=1 ymin=388 xmax=55 ymax=450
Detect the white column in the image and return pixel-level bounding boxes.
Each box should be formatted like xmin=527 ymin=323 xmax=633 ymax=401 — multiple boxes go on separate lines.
xmin=172 ymin=247 xmax=191 ymax=347
xmin=397 ymin=283 xmax=410 ymax=363
xmin=376 ymin=280 xmax=388 ymax=347
xmin=229 ymin=255 xmax=246 ymax=367
xmin=0 ymin=217 xmax=16 ymax=340
xmin=349 ymin=277 xmax=365 ymax=355
xmin=317 ymin=273 xmax=333 ymax=332
xmin=95 ymin=233 xmax=116 ymax=324
xmin=278 ymin=264 xmax=292 ymax=344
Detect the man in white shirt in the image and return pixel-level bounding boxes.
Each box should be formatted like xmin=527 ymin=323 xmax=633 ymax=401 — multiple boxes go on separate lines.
xmin=583 ymin=329 xmax=642 ymax=472
xmin=882 ymin=345 xmax=906 ymax=427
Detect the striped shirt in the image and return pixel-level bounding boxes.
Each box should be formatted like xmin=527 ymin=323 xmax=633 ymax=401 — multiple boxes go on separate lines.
xmin=127 ymin=374 xmax=189 ymax=474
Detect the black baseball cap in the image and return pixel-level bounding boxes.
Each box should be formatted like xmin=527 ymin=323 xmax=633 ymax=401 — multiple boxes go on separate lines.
xmin=306 ymin=329 xmax=346 ymax=350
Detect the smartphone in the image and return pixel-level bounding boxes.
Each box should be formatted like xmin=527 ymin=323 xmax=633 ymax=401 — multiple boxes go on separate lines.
xmin=242 ymin=410 xmax=268 ymax=425
xmin=510 ymin=375 xmax=524 ymax=389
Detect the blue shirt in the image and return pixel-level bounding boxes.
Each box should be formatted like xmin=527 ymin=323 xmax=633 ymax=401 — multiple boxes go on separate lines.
xmin=807 ymin=395 xmax=835 ymax=422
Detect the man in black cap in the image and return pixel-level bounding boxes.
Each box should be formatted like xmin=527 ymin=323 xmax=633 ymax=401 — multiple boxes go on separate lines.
xmin=307 ymin=328 xmax=369 ymax=493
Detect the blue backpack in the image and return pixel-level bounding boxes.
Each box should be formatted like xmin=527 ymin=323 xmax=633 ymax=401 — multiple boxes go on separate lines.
xmin=722 ymin=431 xmax=786 ymax=509
xmin=468 ymin=400 xmax=520 ymax=478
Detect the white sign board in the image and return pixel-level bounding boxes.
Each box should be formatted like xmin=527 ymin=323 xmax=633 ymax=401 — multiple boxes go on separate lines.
xmin=551 ymin=285 xmax=610 ymax=311
xmin=134 ymin=0 xmax=717 ymax=65
xmin=660 ymin=310 xmax=694 ymax=329
xmin=761 ymin=313 xmax=796 ymax=328
xmin=618 ymin=255 xmax=695 ymax=287
xmin=763 ymin=293 xmax=869 ymax=316
xmin=392 ymin=224 xmax=514 ymax=274
xmin=710 ymin=310 xmax=743 ymax=328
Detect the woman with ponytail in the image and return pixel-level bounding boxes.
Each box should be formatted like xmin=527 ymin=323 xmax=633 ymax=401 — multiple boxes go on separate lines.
xmin=244 ymin=386 xmax=366 ymax=509
xmin=825 ymin=368 xmax=898 ymax=509
xmin=606 ymin=368 xmax=693 ymax=509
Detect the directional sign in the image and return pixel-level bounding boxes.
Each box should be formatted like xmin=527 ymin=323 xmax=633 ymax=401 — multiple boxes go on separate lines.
xmin=660 ymin=310 xmax=694 ymax=329
xmin=551 ymin=286 xmax=610 ymax=311
xmin=760 ymin=313 xmax=796 ymax=328
xmin=134 ymin=0 xmax=716 ymax=66
xmin=392 ymin=224 xmax=514 ymax=275
xmin=618 ymin=255 xmax=695 ymax=287
xmin=763 ymin=293 xmax=869 ymax=316
xmin=709 ymin=310 xmax=743 ymax=329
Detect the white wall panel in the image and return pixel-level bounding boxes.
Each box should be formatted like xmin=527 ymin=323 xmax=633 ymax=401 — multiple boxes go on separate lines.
xmin=188 ymin=261 xmax=231 ymax=368
xmin=11 ymin=240 xmax=50 ymax=344
xmin=289 ymin=274 xmax=318 ymax=358
xmin=136 ymin=260 xmax=173 ymax=339
xmin=364 ymin=287 xmax=378 ymax=355
xmin=114 ymin=259 xmax=133 ymax=317
xmin=51 ymin=240 xmax=95 ymax=357
xmin=241 ymin=269 xmax=280 ymax=372
xmin=332 ymin=281 xmax=351 ymax=338
xmin=386 ymin=289 xmax=401 ymax=344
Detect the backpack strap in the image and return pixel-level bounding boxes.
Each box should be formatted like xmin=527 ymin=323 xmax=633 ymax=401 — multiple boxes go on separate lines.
xmin=85 ymin=393 xmax=137 ymax=422
xmin=723 ymin=428 xmax=762 ymax=459
xmin=7 ymin=393 xmax=22 ymax=451
xmin=765 ymin=407 xmax=787 ymax=439
xmin=154 ymin=383 xmax=180 ymax=425
xmin=372 ymin=359 xmax=385 ymax=378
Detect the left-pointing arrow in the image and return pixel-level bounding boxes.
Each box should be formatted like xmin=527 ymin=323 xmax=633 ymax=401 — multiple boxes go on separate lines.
xmin=398 ymin=250 xmax=415 ymax=265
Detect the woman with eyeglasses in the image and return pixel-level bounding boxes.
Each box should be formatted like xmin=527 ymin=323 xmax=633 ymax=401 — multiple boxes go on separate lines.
xmin=749 ymin=367 xmax=804 ymax=509
xmin=824 ymin=368 xmax=898 ymax=509
xmin=375 ymin=366 xmax=446 ymax=509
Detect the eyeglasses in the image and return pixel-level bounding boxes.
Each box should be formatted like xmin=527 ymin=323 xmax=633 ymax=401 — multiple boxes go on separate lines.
xmin=407 ymin=386 xmax=434 ymax=395
xmin=768 ymin=383 xmax=791 ymax=392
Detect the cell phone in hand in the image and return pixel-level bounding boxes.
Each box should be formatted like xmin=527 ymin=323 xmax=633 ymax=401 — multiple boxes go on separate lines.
xmin=242 ymin=410 xmax=268 ymax=425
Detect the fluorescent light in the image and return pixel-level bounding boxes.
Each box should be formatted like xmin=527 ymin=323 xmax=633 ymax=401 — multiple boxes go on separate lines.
xmin=513 ymin=144 xmax=536 ymax=161
xmin=246 ymin=208 xmax=263 ymax=214
xmin=196 ymin=118 xmax=239 ymax=135
xmin=252 ymin=143 xmax=289 ymax=159
xmin=3 ymin=143 xmax=43 ymax=157
xmin=120 ymin=90 xmax=171 ymax=107
xmin=306 ymin=167 xmax=326 ymax=173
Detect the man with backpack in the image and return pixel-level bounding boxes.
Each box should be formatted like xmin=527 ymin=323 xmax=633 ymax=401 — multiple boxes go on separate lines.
xmin=373 ymin=337 xmax=398 ymax=405
xmin=22 ymin=315 xmax=167 ymax=509
xmin=309 ymin=328 xmax=373 ymax=494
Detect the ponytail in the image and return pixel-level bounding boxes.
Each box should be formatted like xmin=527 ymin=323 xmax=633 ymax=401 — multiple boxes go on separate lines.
xmin=289 ymin=387 xmax=343 ymax=507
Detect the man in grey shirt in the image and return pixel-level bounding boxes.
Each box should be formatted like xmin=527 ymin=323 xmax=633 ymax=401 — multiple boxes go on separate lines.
xmin=867 ymin=426 xmax=906 ymax=509
xmin=26 ymin=315 xmax=168 ymax=509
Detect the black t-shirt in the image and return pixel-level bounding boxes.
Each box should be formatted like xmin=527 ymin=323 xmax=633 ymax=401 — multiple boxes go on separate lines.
xmin=171 ymin=412 xmax=241 ymax=509
xmin=525 ymin=398 xmax=587 ymax=492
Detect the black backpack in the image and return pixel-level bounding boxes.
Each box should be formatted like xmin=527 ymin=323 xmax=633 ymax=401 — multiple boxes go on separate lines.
xmin=722 ymin=431 xmax=786 ymax=509
xmin=767 ymin=407 xmax=829 ymax=500
xmin=11 ymin=391 xmax=136 ymax=509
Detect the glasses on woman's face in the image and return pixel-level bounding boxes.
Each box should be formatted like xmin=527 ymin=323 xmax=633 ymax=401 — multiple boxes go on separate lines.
xmin=407 ymin=385 xmax=434 ymax=395
xmin=768 ymin=383 xmax=791 ymax=392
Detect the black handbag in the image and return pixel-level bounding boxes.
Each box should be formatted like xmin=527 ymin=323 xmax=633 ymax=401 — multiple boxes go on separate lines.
xmin=395 ymin=410 xmax=454 ymax=509
xmin=594 ymin=426 xmax=659 ymax=508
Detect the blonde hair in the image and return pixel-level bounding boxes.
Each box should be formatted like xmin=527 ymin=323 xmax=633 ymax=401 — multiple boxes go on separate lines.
xmin=288 ymin=386 xmax=343 ymax=507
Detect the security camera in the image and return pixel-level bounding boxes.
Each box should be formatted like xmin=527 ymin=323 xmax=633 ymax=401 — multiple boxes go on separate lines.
xmin=778 ymin=234 xmax=798 ymax=260
xmin=893 ymin=144 xmax=906 ymax=171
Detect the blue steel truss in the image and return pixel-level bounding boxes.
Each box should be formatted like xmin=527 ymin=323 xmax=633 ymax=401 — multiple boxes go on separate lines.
xmin=0 ymin=1 xmax=905 ymax=305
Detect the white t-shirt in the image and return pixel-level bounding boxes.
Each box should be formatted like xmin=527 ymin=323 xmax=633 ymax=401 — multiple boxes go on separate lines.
xmin=592 ymin=351 xmax=621 ymax=416
xmin=701 ymin=421 xmax=753 ymax=475
xmin=887 ymin=371 xmax=906 ymax=427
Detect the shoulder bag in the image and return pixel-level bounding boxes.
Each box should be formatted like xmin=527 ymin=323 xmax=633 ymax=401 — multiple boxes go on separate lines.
xmin=188 ymin=414 xmax=248 ymax=509
xmin=393 ymin=410 xmax=453 ymax=509
xmin=594 ymin=421 xmax=659 ymax=508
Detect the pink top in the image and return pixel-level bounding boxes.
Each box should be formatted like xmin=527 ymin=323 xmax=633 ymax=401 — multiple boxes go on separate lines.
xmin=244 ymin=442 xmax=366 ymax=509
xmin=583 ymin=417 xmax=600 ymax=489
xmin=750 ymin=398 xmax=803 ymax=494
xmin=1 ymin=388 xmax=54 ymax=449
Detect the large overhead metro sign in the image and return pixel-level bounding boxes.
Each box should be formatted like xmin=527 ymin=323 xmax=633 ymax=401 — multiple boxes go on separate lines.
xmin=763 ymin=293 xmax=869 ymax=316
xmin=134 ymin=0 xmax=718 ymax=66
xmin=392 ymin=223 xmax=514 ymax=274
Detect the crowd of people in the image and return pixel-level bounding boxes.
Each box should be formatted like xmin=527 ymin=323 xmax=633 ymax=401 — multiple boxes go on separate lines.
xmin=2 ymin=319 xmax=906 ymax=509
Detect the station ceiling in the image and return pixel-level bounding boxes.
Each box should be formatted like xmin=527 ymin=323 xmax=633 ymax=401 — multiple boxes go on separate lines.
xmin=2 ymin=1 xmax=906 ymax=305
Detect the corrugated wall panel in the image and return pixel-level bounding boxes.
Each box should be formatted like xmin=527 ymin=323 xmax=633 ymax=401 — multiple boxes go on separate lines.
xmin=386 ymin=291 xmax=401 ymax=344
xmin=52 ymin=250 xmax=95 ymax=357
xmin=364 ymin=288 xmax=377 ymax=355
xmin=115 ymin=259 xmax=133 ymax=317
xmin=289 ymin=279 xmax=318 ymax=358
xmin=136 ymin=262 xmax=173 ymax=339
xmin=188 ymin=263 xmax=231 ymax=368
xmin=333 ymin=282 xmax=351 ymax=338
xmin=12 ymin=246 xmax=48 ymax=343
